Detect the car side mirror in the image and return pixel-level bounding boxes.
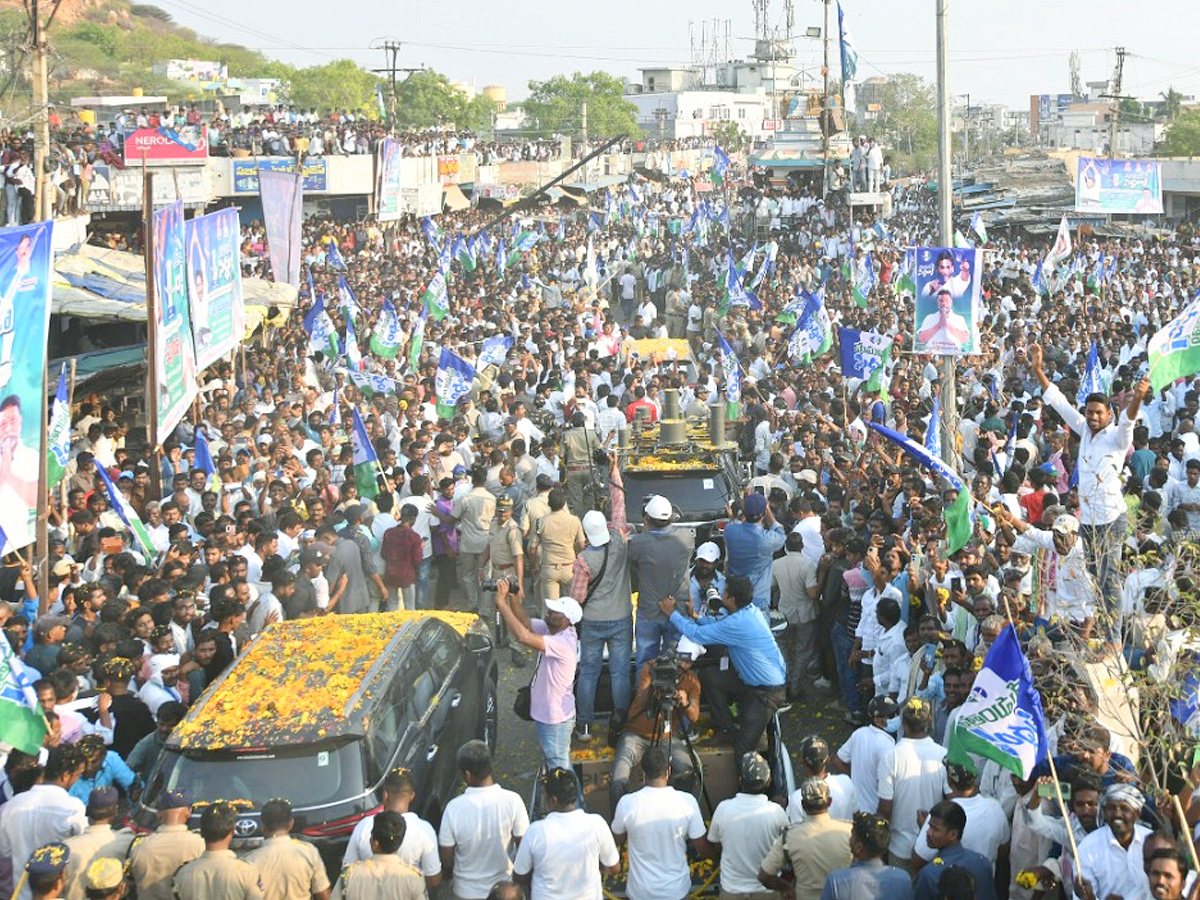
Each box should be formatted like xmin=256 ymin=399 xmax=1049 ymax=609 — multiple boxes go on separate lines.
xmin=464 ymin=631 xmax=492 ymax=654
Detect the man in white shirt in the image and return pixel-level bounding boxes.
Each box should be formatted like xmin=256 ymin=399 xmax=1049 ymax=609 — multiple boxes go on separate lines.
xmin=911 ymin=762 xmax=1010 ymax=873
xmin=1029 ymin=343 xmax=1148 ymax=628
xmin=786 ymin=736 xmax=856 ymax=823
xmin=343 ymin=768 xmax=442 ymax=894
xmin=611 ymin=747 xmax=707 ymax=900
xmin=0 ymin=745 xmax=87 ymax=900
xmin=707 ymin=752 xmax=788 ymax=897
xmin=438 ymin=741 xmax=529 ymax=900
xmin=513 ymin=767 xmax=619 ymax=900
xmin=1077 ymin=784 xmax=1154 ymax=900
xmin=833 ymin=696 xmax=898 ymax=814
xmin=875 ymin=697 xmax=948 ymax=868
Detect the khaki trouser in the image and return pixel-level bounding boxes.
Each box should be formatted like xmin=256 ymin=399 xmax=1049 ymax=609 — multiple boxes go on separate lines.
xmin=542 ymin=561 xmax=574 ymax=599
xmin=720 ymin=891 xmax=780 ymax=900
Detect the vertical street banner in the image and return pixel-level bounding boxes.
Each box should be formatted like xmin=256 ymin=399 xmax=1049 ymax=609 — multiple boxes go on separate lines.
xmin=376 ymin=138 xmax=405 ymax=222
xmin=0 ymin=222 xmax=53 ymax=555
xmin=185 ymin=208 xmax=245 ymax=371
xmin=152 ymin=200 xmax=198 ymax=444
xmin=260 ymin=169 xmax=303 ymax=287
xmin=911 ymin=247 xmax=982 ymax=356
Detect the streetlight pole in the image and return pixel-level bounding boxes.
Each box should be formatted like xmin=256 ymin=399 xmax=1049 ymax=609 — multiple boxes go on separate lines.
xmin=935 ymin=0 xmax=958 ymax=469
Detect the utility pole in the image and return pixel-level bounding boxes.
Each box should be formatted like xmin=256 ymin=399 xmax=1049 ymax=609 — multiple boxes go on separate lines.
xmin=581 ymin=101 xmax=588 ymax=144
xmin=821 ymin=0 xmax=830 ymax=198
xmin=29 ymin=0 xmax=61 ymax=223
xmin=935 ymin=0 xmax=958 ymax=470
xmin=370 ymin=39 xmax=424 ymax=125
xmin=1101 ymin=46 xmax=1127 ymax=158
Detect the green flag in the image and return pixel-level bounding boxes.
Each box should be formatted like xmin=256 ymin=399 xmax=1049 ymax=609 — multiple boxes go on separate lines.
xmin=0 ymin=637 xmax=47 ymax=754
xmin=421 ymin=272 xmax=450 ymax=321
xmin=945 ymin=486 xmax=973 ymax=555
xmin=1149 ymin=291 xmax=1200 ymax=393
xmin=47 ymin=364 xmax=70 ymax=490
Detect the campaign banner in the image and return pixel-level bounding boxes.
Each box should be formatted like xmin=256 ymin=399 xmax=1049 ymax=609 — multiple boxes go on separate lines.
xmin=186 ymin=208 xmax=245 ymax=371
xmin=911 ymin=247 xmax=982 ymax=356
xmin=232 ymin=157 xmax=328 ymax=194
xmin=124 ymin=126 xmax=209 ymax=164
xmin=376 ymin=139 xmax=405 ymax=222
xmin=0 ymin=222 xmax=53 ymax=555
xmin=1075 ymin=157 xmax=1163 ymax=214
xmin=152 ymin=201 xmax=199 ymax=444
xmin=260 ymin=170 xmax=303 ymax=287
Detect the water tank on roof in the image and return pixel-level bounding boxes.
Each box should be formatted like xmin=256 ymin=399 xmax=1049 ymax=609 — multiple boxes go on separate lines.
xmin=482 ymin=85 xmax=507 ymax=111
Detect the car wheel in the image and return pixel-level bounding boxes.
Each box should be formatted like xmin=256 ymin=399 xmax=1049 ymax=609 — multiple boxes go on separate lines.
xmin=481 ymin=678 xmax=498 ymax=751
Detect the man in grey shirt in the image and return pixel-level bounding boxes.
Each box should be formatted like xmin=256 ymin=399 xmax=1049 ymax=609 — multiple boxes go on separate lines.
xmin=316 ymin=523 xmax=370 ymax=615
xmin=628 ymin=494 xmax=694 ymax=672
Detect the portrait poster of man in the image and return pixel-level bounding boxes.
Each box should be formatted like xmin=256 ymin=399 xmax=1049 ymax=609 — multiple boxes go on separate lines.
xmin=0 ymin=221 xmax=53 ymax=554
xmin=912 ymin=246 xmax=981 ymax=356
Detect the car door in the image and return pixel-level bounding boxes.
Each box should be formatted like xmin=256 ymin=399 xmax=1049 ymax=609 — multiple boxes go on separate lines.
xmin=417 ymin=621 xmax=471 ymax=807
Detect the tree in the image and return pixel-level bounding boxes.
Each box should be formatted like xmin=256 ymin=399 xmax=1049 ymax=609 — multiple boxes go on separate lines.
xmin=1162 ymin=109 xmax=1200 ymax=156
xmin=392 ymin=70 xmax=491 ymax=128
xmin=290 ymin=59 xmax=376 ymax=114
xmin=1161 ymin=86 xmax=1184 ymax=122
xmin=872 ymin=72 xmax=937 ymax=172
xmin=523 ymin=71 xmax=637 ymax=139
xmin=710 ymin=121 xmax=750 ymax=154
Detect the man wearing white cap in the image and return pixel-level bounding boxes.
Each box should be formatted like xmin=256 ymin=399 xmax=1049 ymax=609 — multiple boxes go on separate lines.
xmin=570 ymin=455 xmax=634 ymax=743
xmin=688 ymin=543 xmax=725 ymax=617
xmin=628 ymin=494 xmax=694 ymax=671
xmin=495 ymin=579 xmax=581 ymax=772
xmin=995 ymin=507 xmax=1098 ymax=642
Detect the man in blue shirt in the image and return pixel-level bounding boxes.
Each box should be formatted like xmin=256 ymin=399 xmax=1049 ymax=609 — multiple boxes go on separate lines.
xmin=913 ymin=801 xmax=996 ymax=900
xmin=660 ymin=576 xmax=785 ymax=760
xmin=688 ymin=542 xmax=726 ymax=617
xmin=820 ymin=811 xmax=913 ymax=900
xmin=723 ymin=493 xmax=786 ymax=612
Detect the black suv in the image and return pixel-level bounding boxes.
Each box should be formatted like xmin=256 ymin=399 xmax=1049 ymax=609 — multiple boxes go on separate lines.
xmin=132 ymin=612 xmax=497 ymax=875
xmin=622 ymin=450 xmax=744 ymax=548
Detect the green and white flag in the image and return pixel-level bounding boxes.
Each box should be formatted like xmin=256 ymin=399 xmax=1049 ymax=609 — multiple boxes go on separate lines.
xmin=853 ymin=253 xmax=875 ymax=308
xmin=408 ymin=309 xmax=427 ymax=374
xmin=0 ymin=635 xmax=47 ymax=754
xmin=95 ymin=463 xmax=155 ymax=560
xmin=369 ymin=299 xmax=404 ymax=359
xmin=953 ymin=229 xmax=971 ymax=248
xmin=434 ymin=349 xmax=477 ymax=419
xmin=1149 ymin=289 xmax=1200 ymax=393
xmin=349 ymin=408 xmax=381 ymax=500
xmin=422 ymin=272 xmax=450 ymax=321
xmin=46 ymin=363 xmax=71 ymax=490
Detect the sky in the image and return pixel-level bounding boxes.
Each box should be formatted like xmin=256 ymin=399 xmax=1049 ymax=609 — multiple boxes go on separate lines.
xmin=151 ymin=0 xmax=1200 ymax=110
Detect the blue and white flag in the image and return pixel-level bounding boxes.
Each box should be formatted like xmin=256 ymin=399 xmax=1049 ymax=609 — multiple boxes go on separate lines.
xmin=970 ymin=212 xmax=988 ymax=244
xmin=496 ymin=239 xmax=507 ymax=278
xmin=94 ymin=464 xmax=155 ymax=558
xmin=1031 ymin=260 xmax=1047 ymax=296
xmin=329 ymin=388 xmax=340 ymax=427
xmin=749 ymin=241 xmax=777 ymax=290
xmin=948 ymin=625 xmax=1049 ymax=778
xmin=303 ymin=295 xmax=340 ymax=359
xmin=716 ymin=331 xmax=741 ymax=418
xmin=326 ymin=241 xmax=347 ymax=271
xmin=193 ymin=426 xmax=216 ymax=478
xmin=725 ymin=251 xmax=761 ymax=310
xmin=369 ymin=298 xmax=403 ymax=359
xmin=838 ymin=2 xmax=857 ymax=82
xmin=421 ymin=217 xmax=443 ymax=249
xmin=788 ymin=290 xmax=833 ymax=361
xmin=628 ymin=183 xmax=642 ymax=206
xmin=925 ymin=397 xmax=942 ymax=460
xmin=588 ymin=212 xmax=602 ymax=233
xmin=478 ymin=335 xmax=513 ymax=369
xmin=344 ymin=312 xmax=362 ymax=371
xmin=336 ymin=275 xmax=359 ymax=316
xmin=712 ymin=146 xmax=731 ymax=183
xmin=1076 ymin=341 xmax=1108 ymax=404
xmin=438 ymin=238 xmax=453 ymax=276
xmin=837 ymin=327 xmax=891 ymax=385
xmin=349 ymin=408 xmax=381 ymax=499
xmin=435 ymin=349 xmax=477 ymax=419
xmin=556 ymin=218 xmax=566 ymax=243
xmin=46 ymin=363 xmax=71 ymax=489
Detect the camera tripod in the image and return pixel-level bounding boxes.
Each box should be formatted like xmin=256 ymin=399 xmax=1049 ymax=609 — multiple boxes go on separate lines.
xmin=649 ymin=693 xmax=714 ymax=816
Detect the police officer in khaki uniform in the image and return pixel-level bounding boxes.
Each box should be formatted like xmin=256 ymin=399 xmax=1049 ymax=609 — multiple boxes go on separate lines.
xmin=479 ymin=496 xmax=525 ymax=665
xmin=560 ymin=412 xmax=598 ymax=517
xmin=534 ymin=488 xmax=584 ymax=600
xmin=128 ymin=790 xmax=205 ymax=900
xmin=63 ymin=788 xmax=134 ymax=900
xmin=333 ymin=812 xmax=424 ymax=900
xmin=172 ymin=803 xmax=264 ymax=900
xmin=245 ymin=799 xmax=331 ymax=900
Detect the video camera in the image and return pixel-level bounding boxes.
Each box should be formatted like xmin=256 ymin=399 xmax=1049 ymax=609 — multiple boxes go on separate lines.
xmin=649 ymin=650 xmax=683 ymax=717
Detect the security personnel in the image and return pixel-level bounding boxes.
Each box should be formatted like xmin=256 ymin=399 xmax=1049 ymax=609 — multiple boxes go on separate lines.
xmin=245 ymin=799 xmax=331 ymax=900
xmin=128 ymin=790 xmax=205 ymax=900
xmin=172 ymin=803 xmax=263 ymax=900
xmin=334 ymin=812 xmax=424 ymax=900
xmin=23 ymin=842 xmax=70 ymax=900
xmin=63 ymin=787 xmax=134 ymax=900
xmin=560 ymin=412 xmax=597 ymax=517
xmin=80 ymin=858 xmax=125 ymax=900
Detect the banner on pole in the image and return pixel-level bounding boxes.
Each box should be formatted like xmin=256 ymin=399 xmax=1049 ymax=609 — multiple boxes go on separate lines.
xmin=152 ymin=201 xmax=198 ymax=444
xmin=186 ymin=208 xmax=245 ymax=371
xmin=911 ymin=247 xmax=982 ymax=356
xmin=1075 ymin=157 xmax=1162 ymax=214
xmin=376 ymin=139 xmax=405 ymax=222
xmin=260 ymin=170 xmax=303 ymax=287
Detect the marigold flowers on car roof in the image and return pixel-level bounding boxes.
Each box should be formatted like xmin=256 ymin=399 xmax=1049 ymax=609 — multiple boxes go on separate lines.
xmin=172 ymin=611 xmax=479 ymax=750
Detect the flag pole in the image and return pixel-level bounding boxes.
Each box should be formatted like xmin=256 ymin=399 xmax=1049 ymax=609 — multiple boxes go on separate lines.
xmin=1173 ymin=794 xmax=1200 ymax=874
xmin=1045 ymin=753 xmax=1083 ymax=881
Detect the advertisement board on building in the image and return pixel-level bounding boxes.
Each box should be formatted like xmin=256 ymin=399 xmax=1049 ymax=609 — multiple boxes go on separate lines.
xmin=1056 ymin=93 xmax=1073 ymax=111
xmin=124 ymin=126 xmax=209 ymax=164
xmin=232 ymin=158 xmax=328 ymax=193
xmin=87 ymin=165 xmax=211 ymax=210
xmin=1075 ymin=156 xmax=1163 ymax=214
xmin=438 ymin=155 xmax=460 ymax=184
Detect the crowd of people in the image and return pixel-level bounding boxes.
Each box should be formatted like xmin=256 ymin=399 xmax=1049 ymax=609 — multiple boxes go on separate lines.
xmin=3 ymin=126 xmax=1200 ymax=900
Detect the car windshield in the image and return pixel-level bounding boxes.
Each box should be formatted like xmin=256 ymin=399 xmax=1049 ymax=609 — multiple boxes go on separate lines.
xmin=145 ymin=742 xmax=365 ymax=809
xmin=625 ymin=470 xmax=733 ymax=522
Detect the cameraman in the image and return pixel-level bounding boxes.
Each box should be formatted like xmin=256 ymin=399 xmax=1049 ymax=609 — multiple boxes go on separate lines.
xmin=659 ymin=576 xmax=786 ymax=759
xmin=689 ymin=542 xmax=726 ymax=617
xmin=609 ymin=637 xmax=704 ymax=809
